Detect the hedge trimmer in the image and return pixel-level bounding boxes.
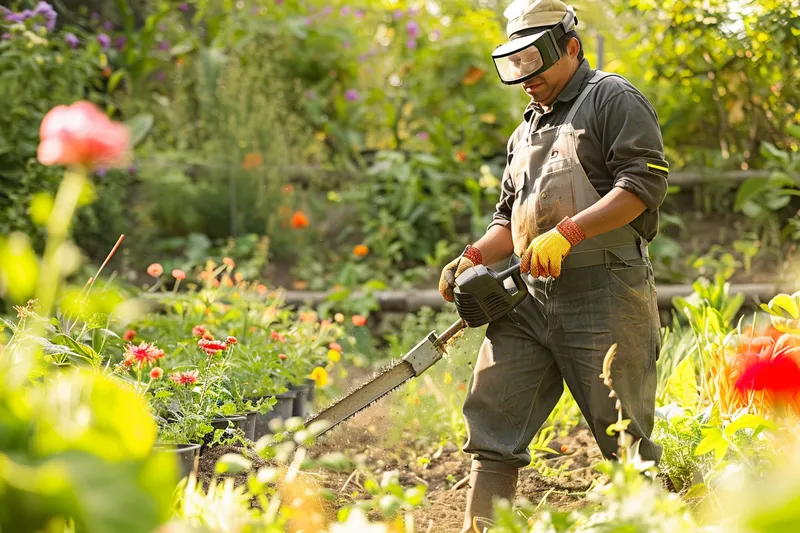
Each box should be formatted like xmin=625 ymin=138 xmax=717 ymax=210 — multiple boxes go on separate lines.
xmin=305 ymin=263 xmax=529 ymax=437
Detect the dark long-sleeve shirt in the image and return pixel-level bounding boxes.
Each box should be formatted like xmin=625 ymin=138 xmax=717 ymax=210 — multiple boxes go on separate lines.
xmin=489 ymin=59 xmax=669 ymax=242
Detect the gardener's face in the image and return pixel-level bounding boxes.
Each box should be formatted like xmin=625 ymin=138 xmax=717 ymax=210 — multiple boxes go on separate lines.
xmin=520 ymin=36 xmax=580 ymax=107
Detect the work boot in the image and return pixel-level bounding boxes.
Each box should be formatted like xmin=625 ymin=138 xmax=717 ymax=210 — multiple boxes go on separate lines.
xmin=460 ymin=459 xmax=519 ymax=533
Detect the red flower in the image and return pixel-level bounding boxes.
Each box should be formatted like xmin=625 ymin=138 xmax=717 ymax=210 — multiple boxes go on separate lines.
xmin=172 ymin=269 xmax=186 ymax=280
xmin=123 ymin=329 xmax=136 ymax=341
xmin=37 ymin=101 xmax=131 ymax=170
xmin=198 ymin=338 xmax=228 ymax=355
xmin=270 ymin=331 xmax=287 ymax=343
xmin=192 ymin=325 xmax=207 ymax=337
xmin=290 ymin=211 xmax=309 ymax=229
xmin=170 ymin=370 xmax=199 ymax=385
xmin=147 ymin=263 xmax=163 ymax=278
xmin=227 ymin=336 xmax=237 ymax=344
xmin=123 ymin=342 xmax=165 ymax=368
xmin=352 ymin=315 xmax=367 ymax=327
xmin=456 ymin=151 xmax=467 ymax=163
xmin=735 ymin=350 xmax=800 ymax=398
xmin=329 ymin=342 xmax=342 ymax=352
xmin=278 ymin=353 xmax=287 ymax=360
xmin=150 ymin=367 xmax=164 ymax=379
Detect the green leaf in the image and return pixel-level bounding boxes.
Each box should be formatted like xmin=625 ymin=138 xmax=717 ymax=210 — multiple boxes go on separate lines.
xmin=364 ymin=477 xmax=380 ymax=496
xmin=760 ymin=141 xmax=789 ymax=162
xmin=665 ymin=356 xmax=698 ymax=410
xmin=724 ymin=414 xmax=776 ymax=438
xmin=108 ymin=70 xmax=126 ymax=93
xmin=169 ymin=40 xmax=195 ymax=56
xmin=683 ymin=483 xmax=709 ymax=500
xmin=318 ymin=452 xmax=355 ymax=472
xmin=787 ymin=124 xmax=800 ymax=141
xmin=695 ymin=427 xmax=727 ymax=459
xmin=734 ymin=179 xmax=772 ymax=212
xmin=125 ymin=114 xmax=154 ymax=147
xmin=763 ymin=294 xmax=799 ymax=319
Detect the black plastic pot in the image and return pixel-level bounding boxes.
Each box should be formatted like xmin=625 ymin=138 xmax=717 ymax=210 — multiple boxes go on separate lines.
xmin=204 ymin=415 xmax=249 ymax=449
xmin=243 ymin=411 xmax=257 ymax=441
xmin=304 ymin=378 xmax=316 ymax=406
xmin=252 ymin=391 xmax=296 ymax=439
xmin=290 ymin=382 xmax=313 ymax=419
xmin=154 ymin=443 xmax=201 ymax=479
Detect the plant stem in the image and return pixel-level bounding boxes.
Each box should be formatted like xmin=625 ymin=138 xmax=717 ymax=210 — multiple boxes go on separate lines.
xmin=36 ymin=167 xmax=87 ymax=319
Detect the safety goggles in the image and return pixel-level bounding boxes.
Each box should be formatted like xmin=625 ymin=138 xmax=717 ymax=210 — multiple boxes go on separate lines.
xmin=491 ymin=10 xmax=576 ymax=85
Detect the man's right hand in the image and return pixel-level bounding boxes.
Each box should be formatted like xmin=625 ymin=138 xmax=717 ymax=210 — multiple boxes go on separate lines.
xmin=439 ymin=245 xmax=483 ymax=302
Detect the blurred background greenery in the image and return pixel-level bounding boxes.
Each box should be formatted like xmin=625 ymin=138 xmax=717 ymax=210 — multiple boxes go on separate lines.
xmin=1 ymin=0 xmax=798 ymax=300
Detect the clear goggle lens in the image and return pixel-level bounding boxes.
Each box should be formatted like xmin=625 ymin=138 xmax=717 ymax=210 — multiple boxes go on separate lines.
xmin=492 ymin=32 xmax=545 ymax=84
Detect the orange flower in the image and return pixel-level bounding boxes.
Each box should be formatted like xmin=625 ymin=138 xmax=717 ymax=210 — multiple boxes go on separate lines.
xmin=292 ymin=280 xmax=309 ymax=290
xmin=291 ymin=211 xmax=309 ymax=229
xmin=278 ymin=353 xmax=287 ymax=360
xmin=329 ymin=342 xmax=342 ymax=352
xmin=282 ymin=184 xmax=294 ymax=195
xmin=147 ymin=263 xmax=163 ymax=277
xmin=321 ymin=319 xmax=331 ymax=327
xmin=227 ymin=336 xmax=237 ymax=344
xmin=150 ymin=367 xmax=164 ymax=380
xmin=102 ymin=67 xmax=112 ymax=78
xmin=222 ymin=275 xmax=234 ymax=287
xmin=352 ymin=315 xmax=367 ymax=327
xmin=300 ymin=311 xmax=318 ymax=323
xmin=223 ymin=257 xmax=235 ymax=269
xmin=461 ymin=66 xmax=486 ymax=86
xmin=242 ymin=152 xmax=263 ymax=169
xmin=37 ymin=101 xmax=131 ymax=170
xmin=456 ymin=151 xmax=467 ymax=163
xmin=353 ymin=244 xmax=369 ymax=257
xmin=172 ymin=269 xmax=186 ymax=280
xmin=560 ymin=445 xmax=569 ymax=453
xmin=256 ymin=284 xmax=267 ymax=295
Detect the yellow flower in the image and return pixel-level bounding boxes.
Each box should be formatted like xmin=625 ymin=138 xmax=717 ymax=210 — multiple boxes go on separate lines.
xmin=444 ymin=372 xmax=453 ymax=385
xmin=328 ymin=349 xmax=341 ymax=363
xmin=310 ymin=366 xmax=329 ymax=388
xmin=334 ymin=313 xmax=344 ymax=323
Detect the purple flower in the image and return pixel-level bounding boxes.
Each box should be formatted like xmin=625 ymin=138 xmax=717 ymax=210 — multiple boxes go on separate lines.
xmin=305 ymin=17 xmax=313 ymax=26
xmin=305 ymin=90 xmax=315 ymax=99
xmin=158 ymin=39 xmax=170 ymax=51
xmin=321 ymin=6 xmax=333 ymax=16
xmin=344 ymin=89 xmax=359 ymax=102
xmin=275 ymin=0 xmax=284 ymax=4
xmin=354 ymin=9 xmax=364 ymax=19
xmin=5 ymin=8 xmax=31 ymax=24
xmin=431 ymin=29 xmax=441 ymax=40
xmin=154 ymin=70 xmax=166 ymax=82
xmin=393 ymin=9 xmax=404 ymax=20
xmin=128 ymin=165 xmax=137 ymax=176
xmin=115 ymin=36 xmax=126 ymax=50
xmin=103 ymin=20 xmax=113 ymax=31
xmin=342 ymin=40 xmax=351 ymax=49
xmin=2 ymin=33 xmax=10 ymax=40
xmin=340 ymin=6 xmax=351 ymax=16
xmin=358 ymin=53 xmax=369 ymax=63
xmin=97 ymin=33 xmax=110 ymax=48
xmin=33 ymin=2 xmax=57 ymax=31
xmin=64 ymin=32 xmax=79 ymax=48
xmin=406 ymin=21 xmax=420 ymax=38
xmin=408 ymin=6 xmax=421 ymax=17
xmin=417 ymin=131 xmax=429 ymax=141
xmin=91 ymin=12 xmax=100 ymax=21
xmin=96 ymin=167 xmax=107 ymax=177
xmin=251 ymin=6 xmax=260 ymax=15
xmin=406 ymin=38 xmax=417 ymax=50
xmin=179 ymin=3 xmax=189 ymax=12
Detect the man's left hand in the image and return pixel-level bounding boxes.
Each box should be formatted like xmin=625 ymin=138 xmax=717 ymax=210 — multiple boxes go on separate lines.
xmin=520 ymin=216 xmax=586 ymax=278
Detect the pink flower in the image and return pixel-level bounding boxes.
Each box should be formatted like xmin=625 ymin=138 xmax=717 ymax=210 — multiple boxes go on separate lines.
xmin=198 ymin=338 xmax=227 ymax=355
xmin=192 ymin=325 xmax=207 ymax=337
xmin=278 ymin=353 xmax=287 ymax=360
xmin=150 ymin=367 xmax=164 ymax=379
xmin=37 ymin=101 xmax=130 ymax=170
xmin=329 ymin=342 xmax=342 ymax=352
xmin=170 ymin=370 xmax=199 ymax=385
xmin=172 ymin=269 xmax=186 ymax=280
xmin=344 ymin=89 xmax=360 ymax=102
xmin=123 ymin=342 xmax=165 ymax=368
xmin=147 ymin=263 xmax=163 ymax=277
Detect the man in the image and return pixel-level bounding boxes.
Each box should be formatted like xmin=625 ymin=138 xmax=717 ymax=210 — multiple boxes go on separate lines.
xmin=438 ymin=1 xmax=669 ymax=531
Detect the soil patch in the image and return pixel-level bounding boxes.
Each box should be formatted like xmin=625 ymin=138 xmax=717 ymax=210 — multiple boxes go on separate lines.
xmin=307 ymin=404 xmax=603 ymax=533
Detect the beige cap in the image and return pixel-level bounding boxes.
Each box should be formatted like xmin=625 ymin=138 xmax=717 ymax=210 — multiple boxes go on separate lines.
xmin=504 ymin=0 xmax=575 ymax=38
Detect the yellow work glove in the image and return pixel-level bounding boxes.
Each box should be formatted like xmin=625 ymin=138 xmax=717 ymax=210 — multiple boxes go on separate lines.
xmin=520 ymin=217 xmax=586 ymax=278
xmin=439 ymin=245 xmax=482 ymax=302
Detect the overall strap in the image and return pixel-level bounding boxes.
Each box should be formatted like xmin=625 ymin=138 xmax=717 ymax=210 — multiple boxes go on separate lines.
xmin=564 ymin=70 xmax=621 ymax=125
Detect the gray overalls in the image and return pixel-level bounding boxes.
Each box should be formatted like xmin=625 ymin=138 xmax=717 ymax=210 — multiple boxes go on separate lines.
xmin=462 ymin=72 xmax=663 ymax=470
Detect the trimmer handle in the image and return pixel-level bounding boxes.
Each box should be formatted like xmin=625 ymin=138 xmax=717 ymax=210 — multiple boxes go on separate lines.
xmin=495 ymin=263 xmax=527 ymax=296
